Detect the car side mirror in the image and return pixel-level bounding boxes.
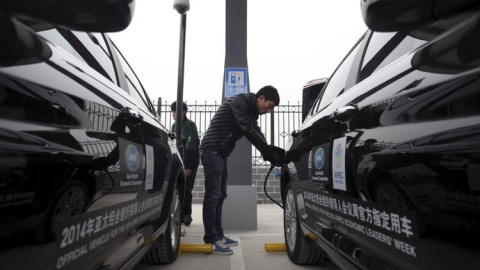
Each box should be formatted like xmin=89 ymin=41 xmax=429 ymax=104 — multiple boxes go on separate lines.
xmin=361 ymin=0 xmax=480 ymax=32
xmin=1 ymin=0 xmax=135 ymax=32
xmin=302 ymin=78 xmax=328 ymax=122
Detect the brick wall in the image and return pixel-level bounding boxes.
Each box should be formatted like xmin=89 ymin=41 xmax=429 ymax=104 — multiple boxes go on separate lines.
xmin=191 ymin=166 xmax=283 ymax=205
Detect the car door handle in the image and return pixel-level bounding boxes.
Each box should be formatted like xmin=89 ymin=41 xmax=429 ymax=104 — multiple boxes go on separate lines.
xmin=332 ymin=104 xmax=358 ymax=124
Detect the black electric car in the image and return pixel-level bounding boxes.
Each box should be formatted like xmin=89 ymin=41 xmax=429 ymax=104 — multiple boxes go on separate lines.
xmin=282 ymin=1 xmax=480 ymax=269
xmin=0 ymin=1 xmax=185 ymax=269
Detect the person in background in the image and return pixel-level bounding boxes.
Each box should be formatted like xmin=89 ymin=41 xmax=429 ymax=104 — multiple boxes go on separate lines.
xmin=200 ymin=85 xmax=285 ymax=255
xmin=171 ymin=101 xmax=200 ymax=226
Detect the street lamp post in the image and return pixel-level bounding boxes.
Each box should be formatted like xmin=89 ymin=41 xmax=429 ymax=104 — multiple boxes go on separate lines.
xmin=173 ymin=0 xmax=190 ymax=159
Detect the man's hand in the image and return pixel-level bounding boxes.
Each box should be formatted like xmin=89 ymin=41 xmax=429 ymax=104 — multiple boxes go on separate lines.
xmin=284 ymin=149 xmax=298 ymax=163
xmin=185 ymin=168 xmax=192 ymax=177
xmin=262 ymin=145 xmax=286 ymax=166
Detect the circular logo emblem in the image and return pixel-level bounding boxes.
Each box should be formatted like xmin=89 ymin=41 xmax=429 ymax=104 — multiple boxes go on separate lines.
xmin=314 ymin=148 xmax=325 ymax=169
xmin=334 ymin=144 xmax=344 ymax=168
xmin=125 ymin=144 xmax=139 ymax=172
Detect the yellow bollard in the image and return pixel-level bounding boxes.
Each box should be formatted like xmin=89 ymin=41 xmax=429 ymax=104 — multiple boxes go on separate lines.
xmin=178 ymin=243 xmax=213 ymax=255
xmin=307 ymin=233 xmax=319 ymax=241
xmin=264 ymin=242 xmax=286 ymax=252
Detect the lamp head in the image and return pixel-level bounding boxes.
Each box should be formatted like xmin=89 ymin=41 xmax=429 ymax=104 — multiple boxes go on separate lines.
xmin=173 ymin=0 xmax=190 ymax=14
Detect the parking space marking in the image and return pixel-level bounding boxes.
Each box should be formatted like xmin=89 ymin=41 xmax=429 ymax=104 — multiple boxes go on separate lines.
xmin=230 ymin=235 xmax=245 ymax=270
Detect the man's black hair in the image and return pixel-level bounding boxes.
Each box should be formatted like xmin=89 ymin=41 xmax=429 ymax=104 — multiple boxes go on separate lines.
xmin=256 ymin=85 xmax=280 ymax=105
xmin=170 ymin=101 xmax=188 ymax=112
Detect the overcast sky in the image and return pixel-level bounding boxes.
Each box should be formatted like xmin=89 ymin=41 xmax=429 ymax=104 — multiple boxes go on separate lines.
xmin=110 ymin=0 xmax=367 ymax=105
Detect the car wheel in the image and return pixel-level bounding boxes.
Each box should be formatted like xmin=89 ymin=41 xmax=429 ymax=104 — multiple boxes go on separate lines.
xmin=284 ymin=181 xmax=325 ymax=265
xmin=144 ymin=184 xmax=181 ymax=264
xmin=37 ymin=180 xmax=90 ymax=242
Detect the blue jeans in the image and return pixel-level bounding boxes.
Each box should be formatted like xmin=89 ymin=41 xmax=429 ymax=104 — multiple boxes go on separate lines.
xmin=201 ymin=147 xmax=228 ymax=244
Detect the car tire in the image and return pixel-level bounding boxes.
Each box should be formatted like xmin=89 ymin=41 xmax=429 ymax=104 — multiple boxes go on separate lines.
xmin=284 ymin=181 xmax=325 ymax=265
xmin=37 ymin=179 xmax=90 ymax=243
xmin=144 ymin=184 xmax=181 ymax=264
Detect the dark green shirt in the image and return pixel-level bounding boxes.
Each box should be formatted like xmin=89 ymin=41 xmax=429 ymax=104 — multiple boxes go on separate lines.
xmin=172 ymin=117 xmax=200 ymax=169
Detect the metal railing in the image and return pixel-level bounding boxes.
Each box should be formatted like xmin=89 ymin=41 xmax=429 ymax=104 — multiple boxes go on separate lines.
xmin=154 ymin=99 xmax=303 ymax=165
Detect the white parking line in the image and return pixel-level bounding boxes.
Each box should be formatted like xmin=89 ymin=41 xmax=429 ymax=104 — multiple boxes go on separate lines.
xmin=230 ymin=235 xmax=245 ymax=270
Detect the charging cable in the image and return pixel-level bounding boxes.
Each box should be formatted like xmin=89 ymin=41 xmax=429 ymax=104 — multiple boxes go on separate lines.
xmin=263 ymin=164 xmax=283 ymax=209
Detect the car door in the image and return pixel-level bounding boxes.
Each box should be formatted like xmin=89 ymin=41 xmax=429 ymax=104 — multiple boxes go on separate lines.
xmin=57 ymin=30 xmax=178 ymax=268
xmin=318 ymin=11 xmax=480 ymax=270
xmin=105 ymin=37 xmax=182 ymax=266
xmin=37 ymin=27 xmax=157 ymax=269
xmin=343 ymin=13 xmax=480 ymax=269
xmin=284 ymin=32 xmax=369 ymax=257
xmin=321 ymin=30 xmax=428 ymax=270
xmin=0 ymin=18 xmax=159 ymax=269
xmin=293 ymin=29 xmax=434 ymax=269
xmin=52 ymin=28 xmax=180 ymax=268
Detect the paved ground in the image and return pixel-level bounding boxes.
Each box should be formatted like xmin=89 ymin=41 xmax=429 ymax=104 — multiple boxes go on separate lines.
xmin=134 ymin=204 xmax=340 ymax=270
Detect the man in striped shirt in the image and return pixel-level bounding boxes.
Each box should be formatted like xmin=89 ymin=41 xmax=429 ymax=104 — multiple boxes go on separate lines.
xmin=200 ymin=85 xmax=285 ymax=255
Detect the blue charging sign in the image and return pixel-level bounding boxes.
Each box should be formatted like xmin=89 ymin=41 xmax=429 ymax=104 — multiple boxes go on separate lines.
xmin=224 ymin=67 xmax=248 ymax=98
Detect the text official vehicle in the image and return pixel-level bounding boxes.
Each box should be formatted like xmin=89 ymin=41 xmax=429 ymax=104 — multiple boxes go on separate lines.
xmin=281 ymin=1 xmax=480 ymax=269
xmin=0 ymin=1 xmax=185 ymax=269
